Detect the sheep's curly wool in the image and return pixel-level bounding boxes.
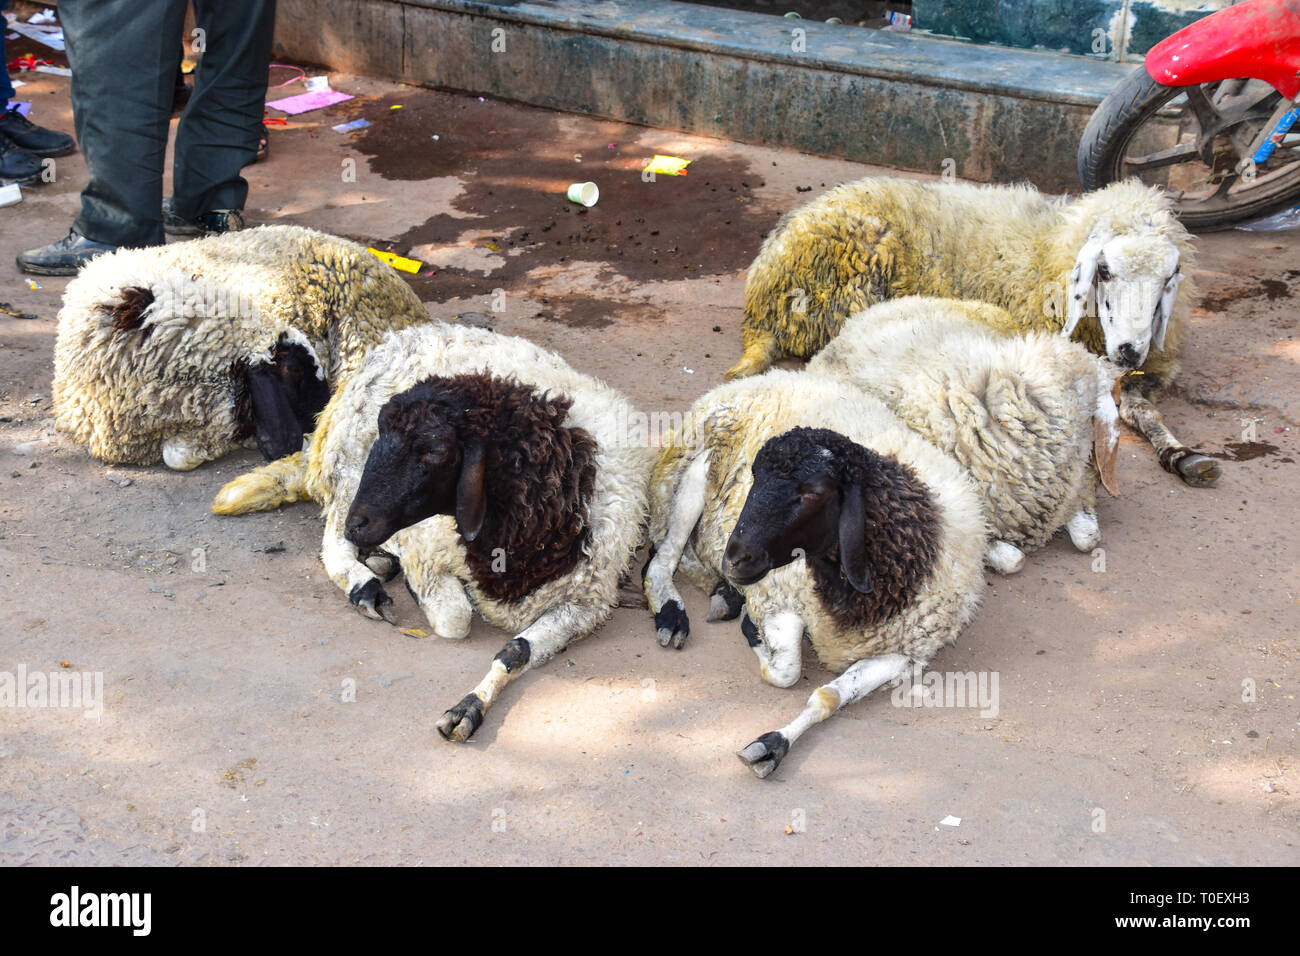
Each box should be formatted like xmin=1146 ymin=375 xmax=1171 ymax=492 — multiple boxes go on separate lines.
xmin=52 ymin=225 xmax=431 ymax=468
xmin=730 ymin=177 xmax=1193 ymax=395
xmin=754 ymin=427 xmax=943 ymax=631
xmin=379 ymin=375 xmax=600 ymax=603
xmin=215 ymin=323 xmax=653 ymax=637
xmin=648 ymin=371 xmax=987 ymax=672
xmin=808 ymin=297 xmax=1119 ymax=553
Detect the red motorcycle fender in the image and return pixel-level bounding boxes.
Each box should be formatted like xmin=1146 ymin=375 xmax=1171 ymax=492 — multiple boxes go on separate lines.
xmin=1145 ymin=0 xmax=1300 ymax=98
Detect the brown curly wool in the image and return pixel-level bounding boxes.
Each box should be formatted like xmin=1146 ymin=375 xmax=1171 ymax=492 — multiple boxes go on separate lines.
xmin=754 ymin=427 xmax=941 ymax=630
xmin=392 ymin=374 xmax=599 ymax=604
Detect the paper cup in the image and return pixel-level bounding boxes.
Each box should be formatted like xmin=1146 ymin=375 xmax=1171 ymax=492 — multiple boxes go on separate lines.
xmin=567 ymin=181 xmax=599 ymax=207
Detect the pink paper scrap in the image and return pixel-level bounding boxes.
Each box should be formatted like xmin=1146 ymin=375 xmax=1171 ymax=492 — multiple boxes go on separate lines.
xmin=265 ymin=89 xmax=353 ymax=116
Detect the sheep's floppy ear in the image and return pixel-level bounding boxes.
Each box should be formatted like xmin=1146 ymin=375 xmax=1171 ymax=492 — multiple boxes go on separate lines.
xmin=270 ymin=338 xmax=330 ymax=434
xmin=245 ymin=362 xmax=308 ymax=462
xmin=455 ymin=440 xmax=488 ymax=542
xmin=837 ymin=482 xmax=873 ymax=594
xmin=1093 ymin=374 xmax=1123 ymax=497
xmin=106 ymin=286 xmax=156 ymax=332
xmin=1153 ymin=270 xmax=1182 ymax=353
xmin=1064 ymin=237 xmax=1105 ymax=338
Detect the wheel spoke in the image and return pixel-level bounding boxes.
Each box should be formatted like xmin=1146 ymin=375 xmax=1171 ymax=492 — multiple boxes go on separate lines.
xmin=1124 ymin=142 xmax=1199 ymax=172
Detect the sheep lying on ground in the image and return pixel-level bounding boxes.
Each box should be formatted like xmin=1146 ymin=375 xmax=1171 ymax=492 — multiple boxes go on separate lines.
xmin=728 ymin=177 xmax=1217 ymax=488
xmin=808 ymin=297 xmax=1122 ymax=573
xmin=212 ymin=324 xmax=653 ymax=743
xmin=643 ymin=372 xmax=987 ymax=776
xmin=52 ymin=225 xmax=430 ymax=470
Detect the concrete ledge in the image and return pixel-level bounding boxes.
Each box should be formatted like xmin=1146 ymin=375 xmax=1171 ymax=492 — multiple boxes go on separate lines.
xmin=272 ymin=0 xmax=1145 ymax=191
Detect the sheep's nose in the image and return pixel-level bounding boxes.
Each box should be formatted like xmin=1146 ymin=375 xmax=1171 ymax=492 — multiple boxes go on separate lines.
xmin=722 ymin=539 xmax=763 ymax=580
xmin=344 ymin=513 xmax=370 ymax=542
xmin=1117 ymin=343 xmax=1140 ymax=368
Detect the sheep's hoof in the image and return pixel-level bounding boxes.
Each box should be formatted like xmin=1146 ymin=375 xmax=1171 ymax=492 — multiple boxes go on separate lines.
xmin=1175 ymin=453 xmax=1221 ymax=488
xmin=655 ymin=599 xmax=690 ymax=649
xmin=362 ymin=550 xmax=401 ymax=582
xmin=436 ymin=694 xmax=485 ymax=743
xmin=349 ymin=578 xmax=395 ymax=624
xmin=707 ymin=582 xmax=745 ymax=622
xmin=737 ymin=732 xmax=790 ymax=779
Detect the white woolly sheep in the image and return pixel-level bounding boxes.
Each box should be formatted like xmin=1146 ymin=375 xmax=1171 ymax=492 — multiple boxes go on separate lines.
xmin=807 ymin=296 xmax=1122 ymax=574
xmin=52 ymin=225 xmax=431 ymax=470
xmin=211 ymin=323 xmax=654 ymax=743
xmin=728 ymin=177 xmax=1217 ymax=488
xmin=643 ymin=372 xmax=987 ymax=777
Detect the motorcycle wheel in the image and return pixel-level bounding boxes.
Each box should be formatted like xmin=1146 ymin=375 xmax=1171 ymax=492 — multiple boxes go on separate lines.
xmin=1079 ymin=65 xmax=1300 ymax=231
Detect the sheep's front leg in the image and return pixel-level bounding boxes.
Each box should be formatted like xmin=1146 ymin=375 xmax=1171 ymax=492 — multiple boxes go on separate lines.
xmin=436 ymin=603 xmax=607 ymax=743
xmin=1120 ymin=387 xmax=1220 ymax=487
xmin=401 ymin=563 xmax=473 ymax=640
xmin=320 ymin=510 xmax=395 ymax=623
xmin=1066 ymin=468 xmax=1102 ymax=552
xmin=741 ymin=610 xmax=803 ymax=688
xmin=737 ymin=653 xmax=911 ymax=778
xmin=161 ymin=436 xmax=218 ymax=471
xmin=643 ymin=450 xmax=711 ymax=649
xmin=985 ymin=541 xmax=1026 ymax=574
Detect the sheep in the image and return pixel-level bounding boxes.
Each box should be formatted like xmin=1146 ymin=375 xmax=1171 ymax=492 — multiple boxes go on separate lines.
xmin=642 ymin=372 xmax=987 ymax=777
xmin=807 ymin=296 xmax=1122 ymax=574
xmin=726 ymin=177 xmax=1218 ymax=488
xmin=211 ymin=323 xmax=654 ymax=743
xmin=52 ymin=225 xmax=431 ymax=470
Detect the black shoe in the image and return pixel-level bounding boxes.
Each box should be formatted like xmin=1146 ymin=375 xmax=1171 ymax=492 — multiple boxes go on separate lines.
xmin=16 ymin=230 xmax=119 ymax=276
xmin=162 ymin=197 xmax=245 ymax=237
xmin=0 ymin=106 xmax=76 ymax=158
xmin=0 ymin=135 xmax=42 ymax=186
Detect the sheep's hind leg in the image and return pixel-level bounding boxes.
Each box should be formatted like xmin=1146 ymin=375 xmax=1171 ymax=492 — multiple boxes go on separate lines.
xmin=737 ymin=653 xmax=910 ymax=778
xmin=724 ymin=327 xmax=780 ymax=380
xmin=436 ymin=603 xmax=607 ymax=743
xmin=643 ymin=450 xmax=711 ymax=649
xmin=1120 ymin=387 xmax=1220 ymax=487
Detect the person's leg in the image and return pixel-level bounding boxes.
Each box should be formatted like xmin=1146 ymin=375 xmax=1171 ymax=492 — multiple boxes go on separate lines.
xmin=59 ymin=0 xmax=188 ymax=247
xmin=171 ymin=0 xmax=275 ymax=222
xmin=1 ymin=0 xmax=15 ymax=104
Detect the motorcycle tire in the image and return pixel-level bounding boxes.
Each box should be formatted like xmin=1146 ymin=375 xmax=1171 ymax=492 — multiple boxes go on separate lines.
xmin=1079 ymin=64 xmax=1300 ymax=231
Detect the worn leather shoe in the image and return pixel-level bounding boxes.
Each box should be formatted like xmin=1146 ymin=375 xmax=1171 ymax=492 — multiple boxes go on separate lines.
xmin=0 ymin=135 xmax=42 ymax=185
xmin=17 ymin=230 xmax=119 ymax=276
xmin=162 ymin=196 xmax=246 ymax=237
xmin=0 ymin=106 xmax=76 ymax=158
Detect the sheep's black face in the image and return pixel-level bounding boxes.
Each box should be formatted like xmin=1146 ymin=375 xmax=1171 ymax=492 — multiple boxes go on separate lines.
xmin=724 ymin=453 xmax=840 ymax=587
xmin=345 ymin=408 xmax=460 ymax=550
xmin=241 ymin=336 xmax=330 ymax=462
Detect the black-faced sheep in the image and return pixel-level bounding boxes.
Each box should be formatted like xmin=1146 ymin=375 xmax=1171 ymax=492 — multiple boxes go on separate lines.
xmin=728 ymin=177 xmax=1217 ymax=488
xmin=807 ymin=297 xmax=1123 ymax=573
xmin=643 ymin=372 xmax=987 ymax=777
xmin=212 ymin=324 xmax=653 ymax=743
xmin=52 ymin=225 xmax=431 ymax=470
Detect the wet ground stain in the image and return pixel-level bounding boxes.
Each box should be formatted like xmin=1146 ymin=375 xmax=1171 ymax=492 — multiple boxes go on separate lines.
xmin=341 ymin=89 xmax=779 ymax=305
xmin=1211 ymin=440 xmax=1284 ymax=462
xmin=1199 ymin=276 xmax=1293 ymax=312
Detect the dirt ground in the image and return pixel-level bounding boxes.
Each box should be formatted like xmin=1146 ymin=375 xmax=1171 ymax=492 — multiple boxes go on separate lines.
xmin=1 ymin=62 xmax=1297 ymax=865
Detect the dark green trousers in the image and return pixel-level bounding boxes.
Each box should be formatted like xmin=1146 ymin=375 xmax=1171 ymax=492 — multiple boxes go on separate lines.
xmin=60 ymin=0 xmax=276 ymax=247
